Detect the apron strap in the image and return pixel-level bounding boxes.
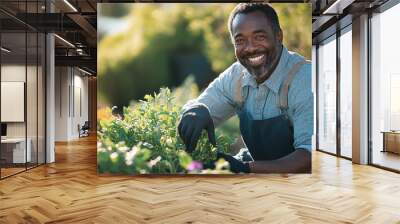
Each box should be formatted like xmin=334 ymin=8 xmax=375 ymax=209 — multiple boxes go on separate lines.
xmin=234 ymin=72 xmax=244 ymax=107
xmin=235 ymin=71 xmax=249 ymax=109
xmin=278 ymin=59 xmax=310 ymax=114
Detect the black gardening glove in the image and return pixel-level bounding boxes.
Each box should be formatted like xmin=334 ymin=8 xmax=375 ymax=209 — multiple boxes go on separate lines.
xmin=215 ymin=152 xmax=251 ymax=173
xmin=178 ymin=104 xmax=216 ymax=153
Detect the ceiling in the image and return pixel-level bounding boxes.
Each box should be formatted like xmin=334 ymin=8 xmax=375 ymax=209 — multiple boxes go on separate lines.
xmin=1 ymin=0 xmax=394 ymax=74
xmin=312 ymin=0 xmax=389 ymax=42
xmin=0 ymin=0 xmax=98 ymax=75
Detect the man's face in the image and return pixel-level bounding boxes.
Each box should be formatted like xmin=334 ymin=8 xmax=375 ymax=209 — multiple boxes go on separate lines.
xmin=231 ymin=11 xmax=282 ymax=76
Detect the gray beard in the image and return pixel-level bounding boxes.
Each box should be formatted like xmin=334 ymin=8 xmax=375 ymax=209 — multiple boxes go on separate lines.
xmin=250 ymin=45 xmax=283 ymax=81
xmin=245 ymin=45 xmax=282 ymax=78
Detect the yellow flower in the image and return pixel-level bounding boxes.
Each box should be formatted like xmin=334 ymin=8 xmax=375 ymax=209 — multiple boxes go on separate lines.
xmin=117 ymin=146 xmax=129 ymax=153
xmin=97 ymin=107 xmax=113 ymax=122
xmin=215 ymin=158 xmax=229 ymax=170
xmin=166 ymin=137 xmax=173 ymax=147
xmin=159 ymin=114 xmax=168 ymax=121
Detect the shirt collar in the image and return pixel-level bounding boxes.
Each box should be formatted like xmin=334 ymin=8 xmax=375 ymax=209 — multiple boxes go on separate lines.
xmin=240 ymin=46 xmax=290 ymax=94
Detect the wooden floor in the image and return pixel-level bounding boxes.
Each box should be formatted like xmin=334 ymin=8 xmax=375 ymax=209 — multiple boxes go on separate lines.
xmin=0 ymin=167 xmax=26 ymax=178
xmin=1 ymin=163 xmax=45 ymax=178
xmin=1 ymin=136 xmax=400 ymax=223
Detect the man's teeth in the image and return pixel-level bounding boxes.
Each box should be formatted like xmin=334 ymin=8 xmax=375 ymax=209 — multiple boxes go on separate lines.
xmin=248 ymin=55 xmax=264 ymax=63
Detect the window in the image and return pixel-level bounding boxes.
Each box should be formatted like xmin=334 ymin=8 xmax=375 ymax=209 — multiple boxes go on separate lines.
xmin=0 ymin=1 xmax=47 ymax=179
xmin=370 ymin=2 xmax=400 ymax=171
xmin=339 ymin=26 xmax=352 ymax=158
xmin=317 ymin=35 xmax=337 ymax=154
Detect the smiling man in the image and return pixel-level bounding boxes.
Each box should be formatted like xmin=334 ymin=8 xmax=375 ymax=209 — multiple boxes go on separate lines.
xmin=178 ymin=3 xmax=313 ymax=173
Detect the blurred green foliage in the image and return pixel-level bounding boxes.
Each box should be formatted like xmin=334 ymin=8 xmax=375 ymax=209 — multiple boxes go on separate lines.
xmin=273 ymin=3 xmax=312 ymax=60
xmin=98 ymin=3 xmax=311 ymax=108
xmin=99 ymin=3 xmax=132 ymax=18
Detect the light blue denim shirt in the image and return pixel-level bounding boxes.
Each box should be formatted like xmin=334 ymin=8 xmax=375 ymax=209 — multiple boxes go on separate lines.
xmin=183 ymin=46 xmax=313 ymax=152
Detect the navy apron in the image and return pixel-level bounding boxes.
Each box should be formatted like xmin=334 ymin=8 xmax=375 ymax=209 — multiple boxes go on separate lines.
xmin=236 ymin=60 xmax=308 ymax=161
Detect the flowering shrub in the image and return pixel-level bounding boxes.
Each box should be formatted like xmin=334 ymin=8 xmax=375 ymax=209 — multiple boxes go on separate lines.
xmin=98 ymin=88 xmax=232 ymax=174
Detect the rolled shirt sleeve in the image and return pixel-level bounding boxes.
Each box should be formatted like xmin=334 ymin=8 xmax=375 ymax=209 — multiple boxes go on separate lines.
xmin=182 ymin=63 xmax=241 ymax=127
xmin=288 ymin=62 xmax=313 ymax=152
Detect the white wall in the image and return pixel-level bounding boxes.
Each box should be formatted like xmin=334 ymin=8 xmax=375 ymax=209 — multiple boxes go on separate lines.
xmin=1 ymin=82 xmax=25 ymax=122
xmin=55 ymin=66 xmax=69 ymax=141
xmin=54 ymin=67 xmax=89 ymax=141
xmin=1 ymin=63 xmax=46 ymax=164
xmin=1 ymin=65 xmax=26 ymax=138
xmin=1 ymin=65 xmax=26 ymax=81
xmin=72 ymin=72 xmax=89 ymax=138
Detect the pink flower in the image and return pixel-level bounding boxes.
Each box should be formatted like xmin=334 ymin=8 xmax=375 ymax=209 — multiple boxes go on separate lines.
xmin=187 ymin=161 xmax=203 ymax=171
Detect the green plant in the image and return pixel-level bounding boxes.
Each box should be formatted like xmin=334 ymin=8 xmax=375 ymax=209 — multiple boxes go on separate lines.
xmin=97 ymin=88 xmax=231 ymax=174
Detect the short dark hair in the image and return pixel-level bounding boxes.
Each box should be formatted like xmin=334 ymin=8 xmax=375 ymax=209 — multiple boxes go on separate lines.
xmin=228 ymin=3 xmax=281 ymax=39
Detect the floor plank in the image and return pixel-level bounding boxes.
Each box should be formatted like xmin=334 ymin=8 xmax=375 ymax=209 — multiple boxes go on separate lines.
xmin=0 ymin=135 xmax=400 ymax=223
